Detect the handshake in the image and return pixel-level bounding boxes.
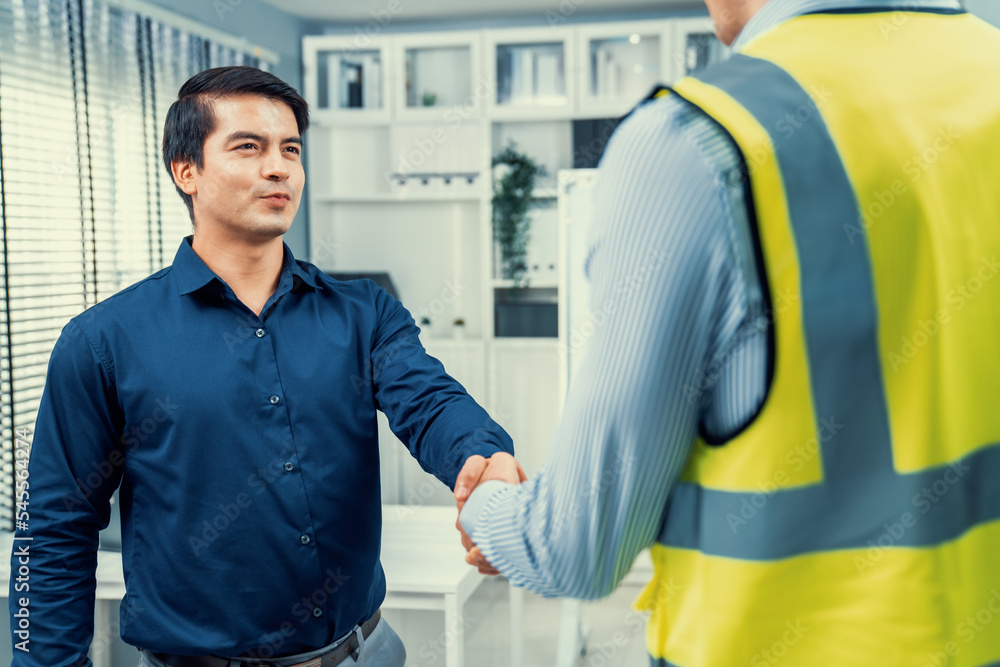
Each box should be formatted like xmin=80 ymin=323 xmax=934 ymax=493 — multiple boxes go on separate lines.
xmin=453 ymin=452 xmax=526 ymax=575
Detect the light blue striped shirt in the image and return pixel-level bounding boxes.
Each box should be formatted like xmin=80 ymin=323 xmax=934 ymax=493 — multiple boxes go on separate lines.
xmin=460 ymin=0 xmax=965 ymax=599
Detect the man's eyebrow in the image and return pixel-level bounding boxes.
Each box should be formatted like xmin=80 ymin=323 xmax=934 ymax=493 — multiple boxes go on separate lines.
xmin=224 ymin=132 xmax=302 ymax=145
xmin=225 ymin=131 xmax=266 ymax=144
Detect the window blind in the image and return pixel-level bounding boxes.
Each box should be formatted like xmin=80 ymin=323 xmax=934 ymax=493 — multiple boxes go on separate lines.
xmin=0 ymin=0 xmax=271 ymax=530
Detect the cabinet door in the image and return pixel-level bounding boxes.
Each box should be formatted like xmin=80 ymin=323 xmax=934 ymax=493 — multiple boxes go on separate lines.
xmin=304 ymin=35 xmax=392 ymax=124
xmin=671 ymin=18 xmax=729 ymax=81
xmin=576 ymin=21 xmax=672 ymax=118
xmin=392 ymin=31 xmax=483 ymax=122
xmin=486 ymin=27 xmax=577 ymax=120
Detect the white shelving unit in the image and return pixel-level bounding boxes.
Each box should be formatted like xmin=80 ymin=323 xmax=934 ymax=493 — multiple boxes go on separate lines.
xmin=303 ymin=19 xmax=723 ymax=667
xmin=301 ymin=19 xmax=725 ymax=508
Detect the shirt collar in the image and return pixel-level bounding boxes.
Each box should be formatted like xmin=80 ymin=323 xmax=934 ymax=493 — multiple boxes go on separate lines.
xmin=173 ymin=235 xmax=322 ymax=297
xmin=731 ymin=0 xmax=964 ymax=52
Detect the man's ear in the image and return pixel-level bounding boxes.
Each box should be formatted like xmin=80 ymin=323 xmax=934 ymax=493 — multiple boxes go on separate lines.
xmin=171 ymin=159 xmax=198 ymax=196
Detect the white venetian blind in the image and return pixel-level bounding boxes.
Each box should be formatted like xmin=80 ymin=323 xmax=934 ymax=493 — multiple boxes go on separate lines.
xmin=0 ymin=0 xmax=272 ymax=529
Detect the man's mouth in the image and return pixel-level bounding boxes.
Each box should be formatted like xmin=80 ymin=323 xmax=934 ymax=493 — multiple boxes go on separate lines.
xmin=261 ymin=193 xmax=292 ymax=205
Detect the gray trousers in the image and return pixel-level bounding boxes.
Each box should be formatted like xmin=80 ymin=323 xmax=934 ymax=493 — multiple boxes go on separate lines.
xmin=138 ymin=617 xmax=406 ymax=667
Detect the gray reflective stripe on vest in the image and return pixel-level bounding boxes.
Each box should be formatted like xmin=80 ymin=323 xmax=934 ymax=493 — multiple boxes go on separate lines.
xmin=658 ymin=54 xmax=1000 ymax=560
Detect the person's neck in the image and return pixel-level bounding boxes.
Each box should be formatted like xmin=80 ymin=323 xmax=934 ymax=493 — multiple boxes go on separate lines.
xmin=191 ymin=229 xmax=284 ymax=316
xmin=713 ymin=0 xmax=772 ymax=46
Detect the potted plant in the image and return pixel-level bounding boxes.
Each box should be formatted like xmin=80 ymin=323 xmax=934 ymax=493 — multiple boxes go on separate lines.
xmin=492 ymin=143 xmax=546 ymax=289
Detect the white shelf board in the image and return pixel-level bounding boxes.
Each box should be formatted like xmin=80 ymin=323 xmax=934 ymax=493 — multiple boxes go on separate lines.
xmin=491 ymin=279 xmax=559 ymax=289
xmin=309 ymin=110 xmax=393 ymax=127
xmin=532 ymin=187 xmax=559 ymax=199
xmin=489 ymin=337 xmax=561 ymax=349
xmin=422 ymin=337 xmax=486 ymax=348
xmin=314 ymin=192 xmax=484 ymax=203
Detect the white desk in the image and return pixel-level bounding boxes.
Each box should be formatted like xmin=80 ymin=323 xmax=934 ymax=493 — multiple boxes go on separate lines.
xmin=380 ymin=504 xmax=521 ymax=667
xmin=1 ymin=508 xmax=520 ymax=667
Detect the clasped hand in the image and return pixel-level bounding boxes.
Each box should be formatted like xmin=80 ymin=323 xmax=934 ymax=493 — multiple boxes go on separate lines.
xmin=454 ymin=452 xmax=526 ymax=575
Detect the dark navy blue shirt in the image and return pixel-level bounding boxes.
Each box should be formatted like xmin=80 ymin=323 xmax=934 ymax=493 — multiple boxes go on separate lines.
xmin=10 ymin=236 xmax=512 ymax=665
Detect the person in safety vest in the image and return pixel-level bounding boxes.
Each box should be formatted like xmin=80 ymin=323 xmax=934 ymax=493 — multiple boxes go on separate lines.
xmin=454 ymin=1 xmax=1000 ymax=665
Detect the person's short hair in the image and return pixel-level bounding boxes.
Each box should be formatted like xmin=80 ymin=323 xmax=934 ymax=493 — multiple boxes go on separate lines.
xmin=162 ymin=66 xmax=310 ymax=222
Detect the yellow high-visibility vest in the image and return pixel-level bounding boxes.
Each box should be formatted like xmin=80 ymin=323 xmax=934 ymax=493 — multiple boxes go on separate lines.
xmin=637 ymin=8 xmax=1000 ymax=666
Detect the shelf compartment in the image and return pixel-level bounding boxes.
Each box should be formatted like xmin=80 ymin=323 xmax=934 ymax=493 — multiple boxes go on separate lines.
xmin=486 ymin=27 xmax=576 ymax=119
xmin=311 ymin=200 xmax=484 ymax=339
xmin=495 ymin=42 xmax=567 ymax=108
xmin=491 ymin=120 xmax=572 ymax=193
xmin=588 ymin=34 xmax=661 ymax=104
xmin=672 ymin=18 xmax=728 ymax=79
xmin=405 ymin=46 xmax=473 ymax=109
xmin=388 ymin=122 xmax=483 ymax=196
xmin=316 ymin=49 xmax=384 ymax=111
xmin=494 ymin=287 xmax=558 ymax=338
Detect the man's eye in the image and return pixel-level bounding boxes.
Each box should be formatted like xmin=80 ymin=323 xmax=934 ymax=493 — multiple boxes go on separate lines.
xmin=285 ymin=146 xmax=300 ymax=154
xmin=238 ymin=143 xmax=257 ymax=150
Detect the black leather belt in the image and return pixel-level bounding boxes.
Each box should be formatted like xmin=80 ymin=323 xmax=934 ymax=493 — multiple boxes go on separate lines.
xmin=152 ymin=609 xmax=381 ymax=667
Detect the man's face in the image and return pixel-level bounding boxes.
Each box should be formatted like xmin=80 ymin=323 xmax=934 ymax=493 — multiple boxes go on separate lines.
xmin=182 ymin=94 xmax=304 ymax=240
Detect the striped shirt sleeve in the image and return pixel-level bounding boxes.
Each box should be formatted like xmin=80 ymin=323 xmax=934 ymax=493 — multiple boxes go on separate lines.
xmin=459 ymin=94 xmax=768 ymax=598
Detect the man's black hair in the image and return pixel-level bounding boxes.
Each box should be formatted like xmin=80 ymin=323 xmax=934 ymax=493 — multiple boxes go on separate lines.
xmin=162 ymin=66 xmax=310 ymax=222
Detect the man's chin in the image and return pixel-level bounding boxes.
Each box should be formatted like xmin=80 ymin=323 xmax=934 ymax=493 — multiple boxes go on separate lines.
xmin=248 ymin=215 xmax=295 ymax=238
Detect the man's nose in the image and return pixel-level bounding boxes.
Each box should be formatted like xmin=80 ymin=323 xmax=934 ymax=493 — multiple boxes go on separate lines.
xmin=261 ymin=146 xmax=289 ymax=180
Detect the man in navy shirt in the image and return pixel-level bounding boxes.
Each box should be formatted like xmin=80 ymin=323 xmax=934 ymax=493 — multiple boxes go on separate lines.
xmin=10 ymin=66 xmax=518 ymax=667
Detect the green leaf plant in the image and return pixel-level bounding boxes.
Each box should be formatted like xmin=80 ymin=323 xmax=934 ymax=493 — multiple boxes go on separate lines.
xmin=492 ymin=142 xmax=547 ymax=289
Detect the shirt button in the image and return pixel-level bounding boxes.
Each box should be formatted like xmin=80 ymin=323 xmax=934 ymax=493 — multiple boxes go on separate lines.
xmin=300 ymin=534 xmax=311 ymax=545
xmin=256 ymin=328 xmax=266 ymax=338
xmin=312 ymin=607 xmax=323 ymax=617
xmin=269 ymin=395 xmax=281 ymax=405
xmin=283 ymin=461 xmax=294 ymax=472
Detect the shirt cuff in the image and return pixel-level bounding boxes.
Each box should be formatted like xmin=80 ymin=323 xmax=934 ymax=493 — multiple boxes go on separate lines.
xmin=462 ymin=442 xmax=508 ymax=461
xmin=459 ymin=479 xmax=511 ymax=536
